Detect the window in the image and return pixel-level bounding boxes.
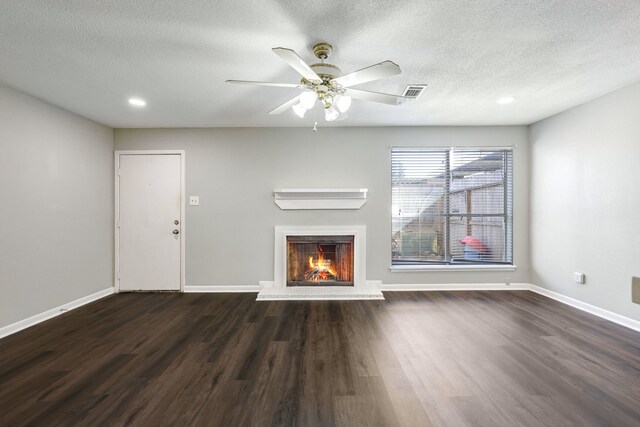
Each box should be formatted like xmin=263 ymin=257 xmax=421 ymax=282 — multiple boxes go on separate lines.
xmin=391 ymin=147 xmax=513 ymax=267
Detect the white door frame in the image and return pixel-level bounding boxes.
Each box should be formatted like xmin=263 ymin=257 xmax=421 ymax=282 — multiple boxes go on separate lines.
xmin=114 ymin=150 xmax=186 ymax=292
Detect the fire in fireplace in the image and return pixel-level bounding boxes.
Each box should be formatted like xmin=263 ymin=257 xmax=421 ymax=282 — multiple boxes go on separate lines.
xmin=287 ymin=235 xmax=354 ymax=286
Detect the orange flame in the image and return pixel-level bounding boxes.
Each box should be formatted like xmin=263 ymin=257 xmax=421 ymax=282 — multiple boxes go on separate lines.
xmin=306 ymin=252 xmax=337 ymax=282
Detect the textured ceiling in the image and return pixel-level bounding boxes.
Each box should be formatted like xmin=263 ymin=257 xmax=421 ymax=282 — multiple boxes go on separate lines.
xmin=1 ymin=0 xmax=640 ymax=128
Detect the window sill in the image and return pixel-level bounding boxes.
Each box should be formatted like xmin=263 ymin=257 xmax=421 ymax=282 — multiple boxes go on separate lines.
xmin=390 ymin=264 xmax=517 ymax=272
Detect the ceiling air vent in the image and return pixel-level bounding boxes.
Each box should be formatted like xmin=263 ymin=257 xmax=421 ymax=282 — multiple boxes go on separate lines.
xmin=402 ymin=84 xmax=427 ymax=99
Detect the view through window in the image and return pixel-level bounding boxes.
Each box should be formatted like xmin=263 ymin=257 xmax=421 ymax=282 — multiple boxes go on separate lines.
xmin=392 ymin=147 xmax=513 ymax=266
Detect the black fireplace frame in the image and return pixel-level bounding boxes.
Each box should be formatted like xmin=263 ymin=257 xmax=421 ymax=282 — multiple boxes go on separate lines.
xmin=286 ymin=235 xmax=355 ymax=287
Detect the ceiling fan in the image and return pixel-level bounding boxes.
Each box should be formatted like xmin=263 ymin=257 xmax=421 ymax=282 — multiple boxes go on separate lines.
xmin=226 ymin=42 xmax=410 ymax=122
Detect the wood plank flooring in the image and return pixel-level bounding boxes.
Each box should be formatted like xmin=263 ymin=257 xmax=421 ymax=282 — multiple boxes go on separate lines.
xmin=1 ymin=291 xmax=639 ymax=426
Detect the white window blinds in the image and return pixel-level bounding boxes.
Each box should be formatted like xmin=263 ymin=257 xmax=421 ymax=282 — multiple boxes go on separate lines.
xmin=392 ymin=147 xmax=513 ymax=265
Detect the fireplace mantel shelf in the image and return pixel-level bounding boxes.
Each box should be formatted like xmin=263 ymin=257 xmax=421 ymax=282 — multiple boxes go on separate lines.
xmin=273 ymin=188 xmax=368 ymax=210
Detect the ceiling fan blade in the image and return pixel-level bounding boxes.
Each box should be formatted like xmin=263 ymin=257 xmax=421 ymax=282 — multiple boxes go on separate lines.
xmin=344 ymin=88 xmax=410 ymax=106
xmin=268 ymin=95 xmax=301 ymax=115
xmin=272 ymin=48 xmax=322 ymax=82
xmin=226 ymin=80 xmax=301 ymax=88
xmin=332 ymin=61 xmax=401 ymax=88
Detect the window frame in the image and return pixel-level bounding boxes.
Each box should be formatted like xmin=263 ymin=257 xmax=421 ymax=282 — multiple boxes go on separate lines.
xmin=390 ymin=146 xmax=515 ymax=271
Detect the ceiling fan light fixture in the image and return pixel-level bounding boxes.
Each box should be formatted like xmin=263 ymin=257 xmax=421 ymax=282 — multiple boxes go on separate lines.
xmin=335 ymin=94 xmax=352 ymax=112
xmin=299 ymin=91 xmax=317 ymax=109
xmin=292 ymin=103 xmax=307 ymax=118
xmin=324 ymin=106 xmax=339 ymax=121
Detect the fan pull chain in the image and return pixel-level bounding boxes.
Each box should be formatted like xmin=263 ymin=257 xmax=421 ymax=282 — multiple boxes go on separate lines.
xmin=313 ymin=107 xmax=318 ymax=132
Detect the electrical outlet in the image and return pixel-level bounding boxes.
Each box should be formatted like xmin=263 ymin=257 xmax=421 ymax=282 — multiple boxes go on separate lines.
xmin=505 ymin=277 xmax=511 ymax=286
xmin=573 ymin=272 xmax=586 ymax=284
xmin=189 ymin=196 xmax=200 ymax=206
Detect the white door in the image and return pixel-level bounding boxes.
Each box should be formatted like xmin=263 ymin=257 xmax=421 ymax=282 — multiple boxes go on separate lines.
xmin=117 ymin=153 xmax=182 ymax=291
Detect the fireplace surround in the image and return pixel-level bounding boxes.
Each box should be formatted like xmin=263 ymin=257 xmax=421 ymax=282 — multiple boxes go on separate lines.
xmin=257 ymin=225 xmax=383 ymax=300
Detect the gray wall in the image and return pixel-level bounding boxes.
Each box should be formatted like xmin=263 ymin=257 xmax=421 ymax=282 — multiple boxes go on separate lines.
xmin=5 ymin=75 xmax=639 ymax=328
xmin=530 ymin=81 xmax=640 ymax=321
xmin=115 ymin=126 xmax=529 ymax=286
xmin=0 ymin=84 xmax=113 ymax=329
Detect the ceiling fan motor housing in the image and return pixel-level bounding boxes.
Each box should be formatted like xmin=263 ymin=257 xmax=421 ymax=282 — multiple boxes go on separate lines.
xmin=308 ymin=43 xmax=341 ymax=80
xmin=307 ymin=63 xmax=342 ymax=80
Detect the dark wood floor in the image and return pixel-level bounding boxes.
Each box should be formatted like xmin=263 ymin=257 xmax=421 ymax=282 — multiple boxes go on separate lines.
xmin=1 ymin=291 xmax=639 ymax=426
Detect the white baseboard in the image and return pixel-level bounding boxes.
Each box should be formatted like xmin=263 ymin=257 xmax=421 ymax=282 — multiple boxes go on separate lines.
xmin=0 ymin=287 xmax=115 ymax=339
xmin=528 ymin=284 xmax=640 ymax=333
xmin=184 ymin=285 xmax=261 ymax=293
xmin=380 ymin=282 xmax=530 ymax=291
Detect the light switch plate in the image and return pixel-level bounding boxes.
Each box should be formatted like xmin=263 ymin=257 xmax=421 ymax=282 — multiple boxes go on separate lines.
xmin=189 ymin=196 xmax=199 ymax=206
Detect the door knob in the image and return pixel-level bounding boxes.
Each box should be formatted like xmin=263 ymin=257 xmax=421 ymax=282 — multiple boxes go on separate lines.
xmin=173 ymin=229 xmax=180 ymax=235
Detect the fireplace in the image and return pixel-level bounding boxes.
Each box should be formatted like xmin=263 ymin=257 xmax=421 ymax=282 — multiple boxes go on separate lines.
xmin=263 ymin=225 xmax=382 ymax=299
xmin=287 ymin=235 xmax=354 ymax=286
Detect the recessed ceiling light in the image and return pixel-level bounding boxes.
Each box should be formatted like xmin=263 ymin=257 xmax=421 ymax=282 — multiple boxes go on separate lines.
xmin=128 ymin=97 xmax=146 ymax=107
xmin=497 ymin=96 xmax=515 ymax=105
